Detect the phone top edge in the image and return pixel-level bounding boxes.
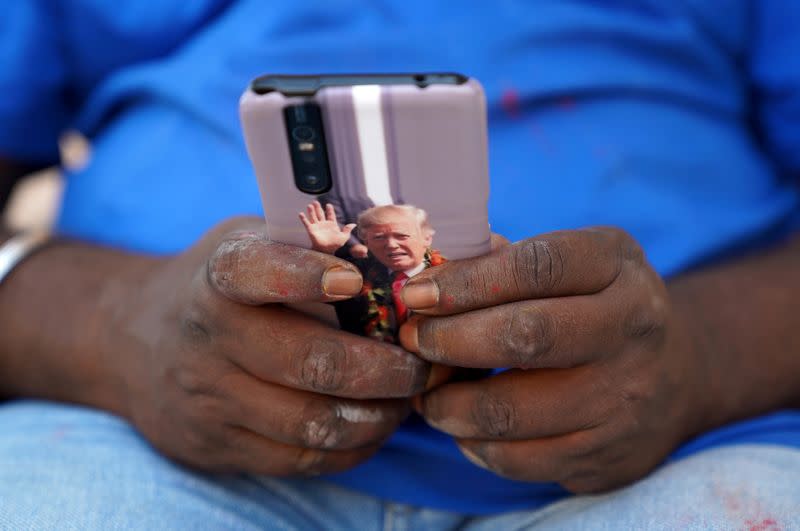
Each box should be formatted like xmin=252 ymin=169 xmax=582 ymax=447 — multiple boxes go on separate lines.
xmin=250 ymin=73 xmax=469 ymax=96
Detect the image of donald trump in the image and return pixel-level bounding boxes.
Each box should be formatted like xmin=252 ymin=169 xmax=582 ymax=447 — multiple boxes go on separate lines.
xmin=300 ymin=200 xmax=445 ymax=343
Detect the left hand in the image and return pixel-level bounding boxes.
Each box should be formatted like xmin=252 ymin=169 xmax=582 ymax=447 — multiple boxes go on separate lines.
xmin=399 ymin=227 xmax=706 ymax=494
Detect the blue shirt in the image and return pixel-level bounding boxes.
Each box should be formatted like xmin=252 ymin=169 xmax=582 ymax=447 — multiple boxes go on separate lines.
xmin=2 ymin=0 xmax=799 ymax=515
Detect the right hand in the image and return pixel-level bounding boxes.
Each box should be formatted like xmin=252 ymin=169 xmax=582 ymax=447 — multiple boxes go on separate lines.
xmin=108 ymin=217 xmax=436 ymax=476
xmin=299 ymin=201 xmax=356 ymax=254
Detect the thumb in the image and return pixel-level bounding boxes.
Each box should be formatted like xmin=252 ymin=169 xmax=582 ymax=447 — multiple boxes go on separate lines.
xmin=206 ymin=228 xmax=363 ymax=305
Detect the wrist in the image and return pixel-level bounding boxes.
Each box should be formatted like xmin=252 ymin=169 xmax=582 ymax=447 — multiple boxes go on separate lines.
xmin=0 ymin=237 xmax=159 ymax=418
xmin=666 ymin=302 xmax=718 ymax=441
xmin=92 ymin=249 xmax=164 ymax=421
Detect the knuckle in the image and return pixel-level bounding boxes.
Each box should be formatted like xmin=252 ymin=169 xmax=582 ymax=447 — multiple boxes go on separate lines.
xmin=180 ymin=310 xmax=214 ymax=347
xmin=178 ymin=290 xmax=223 ymax=347
xmin=302 ymin=403 xmax=346 ymax=449
xmin=512 ymin=239 xmax=565 ymax=292
xmin=299 ymin=337 xmax=347 ymax=393
xmin=501 ymin=304 xmax=556 ymax=368
xmin=623 ymin=295 xmax=668 ymax=344
xmin=473 ymin=390 xmax=516 ymax=438
xmin=606 ymin=227 xmax=644 ymax=266
xmin=206 ymin=235 xmax=269 ymax=302
xmin=590 ymin=227 xmax=642 ymax=285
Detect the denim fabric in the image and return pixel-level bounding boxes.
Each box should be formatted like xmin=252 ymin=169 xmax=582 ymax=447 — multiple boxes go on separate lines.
xmin=1 ymin=400 xmax=798 ymax=530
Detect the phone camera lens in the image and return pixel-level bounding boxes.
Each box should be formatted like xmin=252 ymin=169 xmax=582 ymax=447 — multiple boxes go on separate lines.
xmin=304 ymin=175 xmax=320 ymax=186
xmin=292 ymin=126 xmax=316 ymax=142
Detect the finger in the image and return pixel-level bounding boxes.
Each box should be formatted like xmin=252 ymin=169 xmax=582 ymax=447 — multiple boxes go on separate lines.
xmin=314 ymin=200 xmax=326 ymax=222
xmin=299 ymin=212 xmax=312 ymax=230
xmin=207 ymin=233 xmax=362 ymax=304
xmin=222 ymin=305 xmax=435 ymax=399
xmin=325 ymin=203 xmax=338 ymax=223
xmin=221 ymin=371 xmax=410 ymax=450
xmin=455 ymin=431 xmax=593 ymax=484
xmin=224 ymin=426 xmax=380 ymax=476
xmin=400 ymin=292 xmax=629 ymax=369
xmin=342 ymin=223 xmax=356 ymax=236
xmin=456 ymin=431 xmax=640 ymax=493
xmin=417 ymin=368 xmax=609 ymax=440
xmin=402 ymin=227 xmax=641 ymax=316
xmin=307 ymin=203 xmax=318 ymax=223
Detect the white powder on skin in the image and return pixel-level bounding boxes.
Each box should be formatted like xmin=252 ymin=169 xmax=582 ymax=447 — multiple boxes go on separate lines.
xmin=335 ymin=404 xmax=385 ymax=423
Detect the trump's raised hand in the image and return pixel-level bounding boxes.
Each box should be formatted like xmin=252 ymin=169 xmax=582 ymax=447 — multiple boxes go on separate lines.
xmin=299 ymin=200 xmax=356 ymax=254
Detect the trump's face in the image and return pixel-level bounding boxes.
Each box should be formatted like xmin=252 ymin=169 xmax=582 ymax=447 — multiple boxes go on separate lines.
xmin=363 ymin=210 xmax=432 ymax=272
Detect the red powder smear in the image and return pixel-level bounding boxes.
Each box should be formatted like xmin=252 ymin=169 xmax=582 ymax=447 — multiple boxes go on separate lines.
xmin=749 ymin=518 xmax=781 ymax=531
xmin=443 ymin=294 xmax=456 ymax=308
xmin=501 ymin=88 xmax=521 ymax=119
xmin=490 ymin=284 xmax=501 ymax=294
xmin=279 ymin=288 xmax=289 ymax=297
xmin=556 ymin=96 xmax=577 ymax=110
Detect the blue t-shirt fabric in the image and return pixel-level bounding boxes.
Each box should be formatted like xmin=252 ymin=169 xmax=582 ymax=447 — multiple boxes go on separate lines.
xmin=1 ymin=0 xmax=799 ymax=515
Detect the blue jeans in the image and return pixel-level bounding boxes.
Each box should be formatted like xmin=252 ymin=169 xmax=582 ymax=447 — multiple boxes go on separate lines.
xmin=1 ymin=400 xmax=798 ymax=530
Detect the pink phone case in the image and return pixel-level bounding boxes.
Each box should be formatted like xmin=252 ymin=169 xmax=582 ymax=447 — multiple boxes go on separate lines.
xmin=240 ymin=76 xmax=490 ymax=343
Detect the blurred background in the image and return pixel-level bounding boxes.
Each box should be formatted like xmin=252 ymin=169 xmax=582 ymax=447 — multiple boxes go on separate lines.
xmin=2 ymin=131 xmax=89 ymax=232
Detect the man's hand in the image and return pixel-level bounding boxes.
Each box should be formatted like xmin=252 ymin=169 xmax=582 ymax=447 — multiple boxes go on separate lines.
xmin=108 ymin=217 xmax=433 ymax=476
xmin=399 ymin=227 xmax=705 ymax=493
xmin=299 ymin=201 xmax=356 ymax=254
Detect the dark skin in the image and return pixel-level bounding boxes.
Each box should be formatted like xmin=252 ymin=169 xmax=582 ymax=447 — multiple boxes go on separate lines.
xmin=0 ymin=168 xmax=445 ymax=475
xmin=399 ymin=227 xmax=800 ymax=493
xmin=1 ymin=158 xmax=799 ymax=491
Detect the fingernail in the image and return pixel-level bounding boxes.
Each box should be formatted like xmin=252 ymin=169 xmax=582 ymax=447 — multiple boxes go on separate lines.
xmin=322 ymin=266 xmax=362 ymax=297
xmin=402 ymin=278 xmax=439 ymax=309
xmin=460 ymin=445 xmax=490 ymax=470
xmin=425 ymin=364 xmax=453 ymax=391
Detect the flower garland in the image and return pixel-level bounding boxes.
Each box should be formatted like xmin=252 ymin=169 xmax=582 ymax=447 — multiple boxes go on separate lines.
xmin=360 ymin=248 xmax=446 ymax=343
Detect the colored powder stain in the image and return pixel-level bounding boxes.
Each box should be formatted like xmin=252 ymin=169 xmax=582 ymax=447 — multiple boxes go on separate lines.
xmin=444 ymin=294 xmax=456 ymax=308
xmin=500 ymin=88 xmax=521 ymax=119
xmin=490 ymin=284 xmax=501 ymax=294
xmin=748 ymin=518 xmax=781 ymax=531
xmin=279 ymin=288 xmax=289 ymax=297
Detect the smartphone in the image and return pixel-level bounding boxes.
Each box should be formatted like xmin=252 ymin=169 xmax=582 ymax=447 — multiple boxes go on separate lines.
xmin=240 ymin=73 xmax=491 ymax=343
